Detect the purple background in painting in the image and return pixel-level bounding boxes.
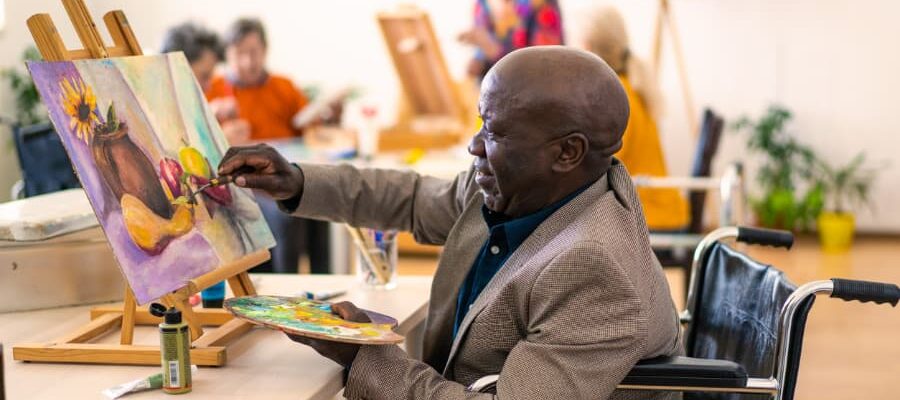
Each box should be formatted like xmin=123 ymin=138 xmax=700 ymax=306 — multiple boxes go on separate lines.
xmin=28 ymin=60 xmax=220 ymax=304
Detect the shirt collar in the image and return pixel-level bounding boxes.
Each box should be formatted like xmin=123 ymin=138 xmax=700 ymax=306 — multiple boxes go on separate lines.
xmin=481 ymin=179 xmax=597 ymax=250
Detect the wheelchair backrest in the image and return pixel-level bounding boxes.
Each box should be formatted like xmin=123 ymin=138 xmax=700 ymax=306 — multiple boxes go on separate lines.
xmin=686 ymin=242 xmax=796 ymax=380
xmin=13 ymin=123 xmax=81 ymax=198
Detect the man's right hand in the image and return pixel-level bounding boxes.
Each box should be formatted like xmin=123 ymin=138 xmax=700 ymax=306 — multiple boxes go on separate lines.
xmin=218 ymin=144 xmax=304 ymax=201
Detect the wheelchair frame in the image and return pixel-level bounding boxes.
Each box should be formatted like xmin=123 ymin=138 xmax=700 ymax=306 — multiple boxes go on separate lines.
xmin=468 ymin=226 xmax=899 ymax=400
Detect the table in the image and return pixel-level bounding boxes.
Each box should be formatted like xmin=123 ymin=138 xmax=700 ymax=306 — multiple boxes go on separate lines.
xmin=0 ymin=274 xmax=432 ymax=400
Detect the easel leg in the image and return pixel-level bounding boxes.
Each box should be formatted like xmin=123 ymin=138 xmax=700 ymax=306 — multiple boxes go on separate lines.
xmin=227 ymin=272 xmax=256 ymax=297
xmin=165 ymin=294 xmax=205 ymax=341
xmin=120 ymin=288 xmax=136 ymax=345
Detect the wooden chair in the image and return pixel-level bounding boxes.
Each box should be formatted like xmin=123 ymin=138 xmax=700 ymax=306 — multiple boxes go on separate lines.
xmin=636 ymin=109 xmax=735 ymax=289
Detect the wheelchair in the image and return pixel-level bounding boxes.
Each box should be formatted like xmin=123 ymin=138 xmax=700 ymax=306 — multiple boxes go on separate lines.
xmin=467 ymin=226 xmax=900 ymax=399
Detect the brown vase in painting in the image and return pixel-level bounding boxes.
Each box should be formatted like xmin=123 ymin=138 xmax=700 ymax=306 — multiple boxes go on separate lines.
xmin=91 ymin=121 xmax=173 ymax=219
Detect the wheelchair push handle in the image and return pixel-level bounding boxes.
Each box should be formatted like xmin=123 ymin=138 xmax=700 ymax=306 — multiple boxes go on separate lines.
xmin=736 ymin=227 xmax=794 ymax=249
xmin=831 ymin=278 xmax=900 ymax=307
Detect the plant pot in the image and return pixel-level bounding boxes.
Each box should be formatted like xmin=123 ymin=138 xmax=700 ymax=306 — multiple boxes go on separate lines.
xmin=817 ymin=212 xmax=855 ymax=253
xmin=91 ymin=122 xmax=172 ymax=219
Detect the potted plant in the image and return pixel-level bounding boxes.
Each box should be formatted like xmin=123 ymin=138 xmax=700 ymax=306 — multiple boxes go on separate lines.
xmin=814 ymin=153 xmax=879 ymax=252
xmin=733 ymin=105 xmax=823 ymax=231
xmin=2 ymin=46 xmax=46 ymax=128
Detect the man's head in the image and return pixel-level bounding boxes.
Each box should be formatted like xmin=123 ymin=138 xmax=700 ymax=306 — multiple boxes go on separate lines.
xmin=468 ymin=46 xmax=630 ymax=217
xmin=225 ymin=18 xmax=268 ymax=86
xmin=161 ymin=23 xmax=223 ymax=90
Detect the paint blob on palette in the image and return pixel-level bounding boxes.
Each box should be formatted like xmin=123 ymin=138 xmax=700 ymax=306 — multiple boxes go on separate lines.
xmin=225 ymin=296 xmax=404 ymax=344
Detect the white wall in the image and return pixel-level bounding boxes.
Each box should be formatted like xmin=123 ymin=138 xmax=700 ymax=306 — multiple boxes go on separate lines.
xmin=0 ymin=0 xmax=897 ymax=231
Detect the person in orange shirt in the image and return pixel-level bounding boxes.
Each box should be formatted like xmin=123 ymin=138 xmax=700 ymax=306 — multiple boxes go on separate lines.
xmin=207 ymin=18 xmax=328 ymax=274
xmin=206 ymin=18 xmax=308 ymax=144
xmin=582 ymin=7 xmax=690 ymax=231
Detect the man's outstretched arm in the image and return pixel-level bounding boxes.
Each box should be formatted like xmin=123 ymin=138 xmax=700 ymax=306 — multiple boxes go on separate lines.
xmin=218 ymin=144 xmax=473 ymax=245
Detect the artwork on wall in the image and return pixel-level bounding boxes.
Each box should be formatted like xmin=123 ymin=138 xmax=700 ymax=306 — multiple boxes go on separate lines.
xmin=226 ymin=296 xmax=404 ymax=344
xmin=28 ymin=53 xmax=275 ymax=304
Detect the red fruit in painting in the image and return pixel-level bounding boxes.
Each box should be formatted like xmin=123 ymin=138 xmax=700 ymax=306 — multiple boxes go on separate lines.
xmin=191 ymin=175 xmax=233 ymax=206
xmin=159 ymin=158 xmax=184 ymax=198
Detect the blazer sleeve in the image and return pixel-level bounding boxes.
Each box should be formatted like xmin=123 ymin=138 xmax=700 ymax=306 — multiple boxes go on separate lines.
xmin=285 ymin=162 xmax=475 ymax=245
xmin=342 ymin=241 xmax=649 ymax=400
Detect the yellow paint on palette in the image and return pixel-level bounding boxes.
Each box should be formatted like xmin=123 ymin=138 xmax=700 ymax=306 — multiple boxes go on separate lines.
xmin=225 ymin=296 xmax=404 ymax=345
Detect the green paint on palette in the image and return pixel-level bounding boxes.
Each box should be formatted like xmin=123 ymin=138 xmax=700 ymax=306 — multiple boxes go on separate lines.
xmin=225 ymin=296 xmax=404 ymax=344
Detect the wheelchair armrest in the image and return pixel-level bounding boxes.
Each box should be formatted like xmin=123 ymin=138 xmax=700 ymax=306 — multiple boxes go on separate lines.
xmin=621 ymin=356 xmax=748 ymax=388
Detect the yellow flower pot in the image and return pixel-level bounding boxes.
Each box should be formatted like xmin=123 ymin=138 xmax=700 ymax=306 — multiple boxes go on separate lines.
xmin=818 ymin=212 xmax=855 ymax=252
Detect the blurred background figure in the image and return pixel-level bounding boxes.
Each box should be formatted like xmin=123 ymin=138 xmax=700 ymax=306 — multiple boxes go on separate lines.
xmin=160 ymin=22 xmax=223 ymax=92
xmin=459 ymin=0 xmax=564 ymax=80
xmin=583 ymin=6 xmax=689 ymax=231
xmin=206 ymin=18 xmax=307 ymax=146
xmin=206 ymin=18 xmax=329 ymax=274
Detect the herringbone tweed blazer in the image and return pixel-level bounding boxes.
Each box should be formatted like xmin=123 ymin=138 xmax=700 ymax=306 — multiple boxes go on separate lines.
xmin=291 ymin=158 xmax=681 ymax=399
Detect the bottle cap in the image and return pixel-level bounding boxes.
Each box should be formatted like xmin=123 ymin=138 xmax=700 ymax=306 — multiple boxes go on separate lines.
xmin=149 ymin=303 xmax=183 ymax=324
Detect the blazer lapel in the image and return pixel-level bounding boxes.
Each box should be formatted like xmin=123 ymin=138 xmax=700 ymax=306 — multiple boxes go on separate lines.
xmin=422 ymin=195 xmax=488 ymax=370
xmin=442 ymin=175 xmax=610 ymax=374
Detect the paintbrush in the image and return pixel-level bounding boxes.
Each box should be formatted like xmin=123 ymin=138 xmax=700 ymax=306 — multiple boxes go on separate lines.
xmin=186 ymin=166 xmax=255 ymax=204
xmin=186 ymin=176 xmax=233 ymax=204
xmin=346 ymin=226 xmax=390 ymax=284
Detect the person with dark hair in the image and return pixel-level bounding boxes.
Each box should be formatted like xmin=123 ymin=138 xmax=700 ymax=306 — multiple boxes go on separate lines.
xmin=206 ymin=18 xmax=328 ymax=275
xmin=160 ymin=22 xmax=223 ymax=91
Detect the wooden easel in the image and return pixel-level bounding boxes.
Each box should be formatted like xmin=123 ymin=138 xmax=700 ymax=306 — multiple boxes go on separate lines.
xmin=376 ymin=6 xmax=475 ymax=151
xmin=650 ymin=0 xmax=698 ymax=137
xmin=13 ymin=0 xmax=269 ymax=366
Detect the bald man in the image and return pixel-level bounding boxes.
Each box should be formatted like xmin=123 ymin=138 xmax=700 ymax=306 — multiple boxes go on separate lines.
xmin=218 ymin=46 xmax=681 ymax=399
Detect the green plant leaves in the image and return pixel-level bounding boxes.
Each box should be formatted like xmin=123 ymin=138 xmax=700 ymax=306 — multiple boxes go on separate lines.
xmin=736 ymin=105 xmax=880 ymax=230
xmin=735 ymin=105 xmax=819 ymax=231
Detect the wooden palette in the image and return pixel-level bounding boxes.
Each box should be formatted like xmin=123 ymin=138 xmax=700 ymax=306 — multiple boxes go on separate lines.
xmin=225 ymin=296 xmax=404 ymax=345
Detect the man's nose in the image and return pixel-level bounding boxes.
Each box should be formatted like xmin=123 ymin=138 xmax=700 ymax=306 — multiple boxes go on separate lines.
xmin=468 ymin=130 xmax=485 ymax=157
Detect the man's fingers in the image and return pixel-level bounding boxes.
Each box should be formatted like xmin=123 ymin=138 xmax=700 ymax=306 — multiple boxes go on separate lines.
xmin=235 ymin=173 xmax=281 ymax=190
xmin=218 ymin=147 xmax=275 ymax=175
xmin=332 ymin=302 xmax=371 ymax=323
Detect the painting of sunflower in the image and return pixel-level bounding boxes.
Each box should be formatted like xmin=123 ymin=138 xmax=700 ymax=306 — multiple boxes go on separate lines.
xmin=59 ymin=76 xmax=101 ymax=143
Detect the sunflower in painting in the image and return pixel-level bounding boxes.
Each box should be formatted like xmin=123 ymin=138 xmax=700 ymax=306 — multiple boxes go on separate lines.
xmin=59 ymin=77 xmax=100 ymax=143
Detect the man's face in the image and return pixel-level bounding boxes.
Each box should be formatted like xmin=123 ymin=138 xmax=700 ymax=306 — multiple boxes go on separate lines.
xmin=191 ymin=49 xmax=218 ymax=91
xmin=227 ymin=32 xmax=266 ymax=85
xmin=468 ymin=74 xmax=559 ymax=217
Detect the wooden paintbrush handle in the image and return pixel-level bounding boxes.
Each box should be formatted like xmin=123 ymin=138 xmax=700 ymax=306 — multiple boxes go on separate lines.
xmin=346 ymin=226 xmax=389 ymax=284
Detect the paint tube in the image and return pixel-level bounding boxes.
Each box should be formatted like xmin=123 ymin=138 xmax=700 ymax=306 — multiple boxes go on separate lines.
xmin=102 ymin=365 xmax=198 ymax=399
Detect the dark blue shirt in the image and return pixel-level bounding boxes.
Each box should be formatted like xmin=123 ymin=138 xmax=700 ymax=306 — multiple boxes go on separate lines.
xmin=453 ymin=184 xmax=592 ymax=338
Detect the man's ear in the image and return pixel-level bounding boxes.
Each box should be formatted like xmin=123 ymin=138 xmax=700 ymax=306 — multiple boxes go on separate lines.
xmin=551 ymin=133 xmax=589 ymax=173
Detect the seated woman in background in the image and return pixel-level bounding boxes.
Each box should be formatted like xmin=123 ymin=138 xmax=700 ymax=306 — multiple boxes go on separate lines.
xmin=583 ymin=6 xmax=689 ymax=230
xmin=459 ymin=0 xmax=564 ymax=80
xmin=206 ymin=18 xmax=329 ymax=274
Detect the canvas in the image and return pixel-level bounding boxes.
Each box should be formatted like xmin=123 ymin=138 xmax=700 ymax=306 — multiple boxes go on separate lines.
xmin=28 ymin=53 xmax=275 ymax=305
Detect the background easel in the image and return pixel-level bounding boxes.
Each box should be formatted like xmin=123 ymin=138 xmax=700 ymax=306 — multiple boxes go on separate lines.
xmin=650 ymin=0 xmax=698 ymax=138
xmin=13 ymin=0 xmax=270 ymax=366
xmin=376 ymin=6 xmax=476 ymax=151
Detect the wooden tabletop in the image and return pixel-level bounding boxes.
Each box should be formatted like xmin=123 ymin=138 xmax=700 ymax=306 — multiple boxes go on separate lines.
xmin=0 ymin=274 xmax=432 ymax=400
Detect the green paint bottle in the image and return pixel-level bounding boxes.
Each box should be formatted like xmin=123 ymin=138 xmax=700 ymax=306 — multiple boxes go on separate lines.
xmin=150 ymin=303 xmax=192 ymax=394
